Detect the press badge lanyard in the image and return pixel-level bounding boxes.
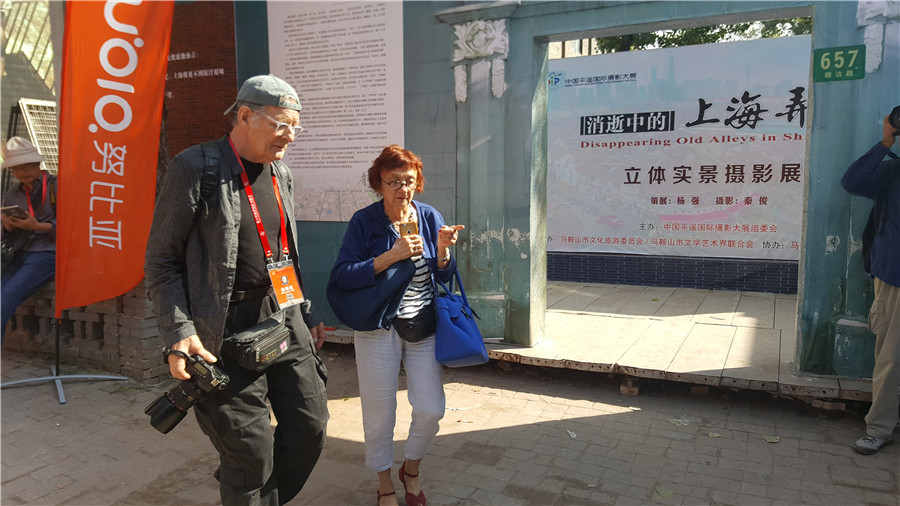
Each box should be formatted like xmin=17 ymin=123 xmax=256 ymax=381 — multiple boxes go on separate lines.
xmin=22 ymin=173 xmax=47 ymax=216
xmin=228 ymin=137 xmax=304 ymax=308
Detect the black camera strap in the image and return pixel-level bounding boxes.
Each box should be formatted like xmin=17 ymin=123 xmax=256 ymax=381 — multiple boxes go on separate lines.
xmin=162 ymin=347 xmax=194 ymax=363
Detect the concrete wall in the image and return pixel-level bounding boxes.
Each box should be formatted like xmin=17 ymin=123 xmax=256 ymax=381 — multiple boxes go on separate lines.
xmin=9 ymin=1 xmax=892 ymax=382
xmin=234 ymin=1 xmax=899 ymax=377
xmin=798 ymin=1 xmax=899 ymax=376
xmin=418 ymin=0 xmax=900 ymax=377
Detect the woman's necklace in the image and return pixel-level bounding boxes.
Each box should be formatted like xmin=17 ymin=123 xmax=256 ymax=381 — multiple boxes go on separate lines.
xmin=389 ymin=205 xmax=416 ymax=229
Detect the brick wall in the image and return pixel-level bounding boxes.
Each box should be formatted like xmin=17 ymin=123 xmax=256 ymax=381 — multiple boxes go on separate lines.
xmin=3 ymin=2 xmax=240 ymax=384
xmin=4 ymin=281 xmax=169 ymax=383
xmin=164 ymin=1 xmax=238 ymax=158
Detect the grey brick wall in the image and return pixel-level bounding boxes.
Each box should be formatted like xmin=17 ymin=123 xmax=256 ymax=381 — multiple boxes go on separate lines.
xmin=3 ymin=281 xmax=169 ymax=382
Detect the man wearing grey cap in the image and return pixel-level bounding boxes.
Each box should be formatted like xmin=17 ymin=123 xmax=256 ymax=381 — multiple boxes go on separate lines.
xmin=145 ymin=75 xmax=328 ymax=505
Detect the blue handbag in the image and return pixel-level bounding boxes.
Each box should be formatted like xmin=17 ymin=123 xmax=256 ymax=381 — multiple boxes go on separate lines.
xmin=434 ymin=269 xmax=489 ymax=367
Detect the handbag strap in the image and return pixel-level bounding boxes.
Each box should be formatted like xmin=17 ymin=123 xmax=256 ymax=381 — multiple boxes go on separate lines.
xmin=434 ymin=270 xmax=465 ymax=304
xmin=434 ymin=269 xmax=478 ymax=318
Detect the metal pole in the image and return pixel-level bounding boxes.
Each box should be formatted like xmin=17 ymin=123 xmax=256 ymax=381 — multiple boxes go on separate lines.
xmin=0 ymin=317 xmax=128 ymax=403
xmin=54 ymin=317 xmax=63 ymax=402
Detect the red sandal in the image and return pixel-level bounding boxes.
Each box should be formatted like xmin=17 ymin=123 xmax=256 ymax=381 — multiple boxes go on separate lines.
xmin=399 ymin=461 xmax=426 ymax=506
xmin=377 ymin=490 xmax=396 ymax=506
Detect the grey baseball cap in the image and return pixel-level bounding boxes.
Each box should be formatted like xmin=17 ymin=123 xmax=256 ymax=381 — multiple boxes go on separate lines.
xmin=224 ymin=74 xmax=302 ymax=115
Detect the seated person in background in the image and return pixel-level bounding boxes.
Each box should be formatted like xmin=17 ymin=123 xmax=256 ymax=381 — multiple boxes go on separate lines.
xmin=1 ymin=136 xmax=56 ymax=343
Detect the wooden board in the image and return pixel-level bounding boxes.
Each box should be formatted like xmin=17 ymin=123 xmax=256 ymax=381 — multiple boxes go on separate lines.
xmin=720 ymin=327 xmax=780 ymax=391
xmin=548 ymin=283 xmax=612 ymax=311
xmin=774 ymin=295 xmax=798 ymax=333
xmin=731 ymin=292 xmax=776 ymax=329
xmin=616 ymin=320 xmax=692 ymax=379
xmin=666 ymin=323 xmax=736 ymax=385
xmin=691 ymin=290 xmax=741 ymax=326
xmin=653 ymin=287 xmax=709 ymax=321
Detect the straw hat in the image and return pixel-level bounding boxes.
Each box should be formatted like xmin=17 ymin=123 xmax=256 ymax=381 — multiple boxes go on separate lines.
xmin=1 ymin=136 xmax=44 ymax=169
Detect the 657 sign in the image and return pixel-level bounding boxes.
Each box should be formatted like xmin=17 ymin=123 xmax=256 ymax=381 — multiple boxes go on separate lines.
xmin=813 ymin=45 xmax=865 ymax=82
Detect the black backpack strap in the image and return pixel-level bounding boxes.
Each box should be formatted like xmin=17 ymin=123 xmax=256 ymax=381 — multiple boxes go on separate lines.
xmin=874 ymin=151 xmax=899 ymax=235
xmin=862 ymin=206 xmax=876 ymax=274
xmin=48 ymin=174 xmax=57 ymax=213
xmin=271 ymin=159 xmax=288 ymax=182
xmin=198 ymin=140 xmax=223 ymax=201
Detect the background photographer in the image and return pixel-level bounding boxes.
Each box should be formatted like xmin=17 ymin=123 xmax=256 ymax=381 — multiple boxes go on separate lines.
xmin=1 ymin=136 xmax=56 ymax=344
xmin=840 ymin=110 xmax=900 ymax=455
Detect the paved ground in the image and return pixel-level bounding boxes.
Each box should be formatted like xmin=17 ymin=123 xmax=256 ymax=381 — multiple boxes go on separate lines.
xmin=2 ymin=344 xmax=898 ymax=505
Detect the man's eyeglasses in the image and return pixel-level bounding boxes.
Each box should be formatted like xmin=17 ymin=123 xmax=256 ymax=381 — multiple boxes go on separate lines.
xmin=382 ymin=179 xmax=416 ymax=191
xmin=257 ymin=111 xmax=304 ymax=137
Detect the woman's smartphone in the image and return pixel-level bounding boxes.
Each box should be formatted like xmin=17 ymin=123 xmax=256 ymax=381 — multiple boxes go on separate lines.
xmin=398 ymin=221 xmax=418 ymax=237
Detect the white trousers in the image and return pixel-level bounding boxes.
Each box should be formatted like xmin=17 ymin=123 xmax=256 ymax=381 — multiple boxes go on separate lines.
xmin=354 ymin=327 xmax=445 ymax=472
xmin=866 ymin=278 xmax=900 ymax=438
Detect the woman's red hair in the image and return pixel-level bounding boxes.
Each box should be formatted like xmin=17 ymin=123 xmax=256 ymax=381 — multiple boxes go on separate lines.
xmin=367 ymin=145 xmax=425 ymax=193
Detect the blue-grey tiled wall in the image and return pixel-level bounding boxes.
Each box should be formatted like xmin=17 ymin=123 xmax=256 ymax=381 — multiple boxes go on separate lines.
xmin=548 ymin=253 xmax=798 ymax=294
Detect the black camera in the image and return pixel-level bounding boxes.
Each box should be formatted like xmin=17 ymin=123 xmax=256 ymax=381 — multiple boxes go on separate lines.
xmin=890 ymin=105 xmax=900 ymax=132
xmin=144 ymin=355 xmax=229 ymax=434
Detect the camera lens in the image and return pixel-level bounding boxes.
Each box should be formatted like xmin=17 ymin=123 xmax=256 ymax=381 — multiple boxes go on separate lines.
xmin=144 ymin=393 xmax=188 ymax=434
xmin=143 ymin=377 xmax=204 ymax=434
xmin=166 ymin=378 xmax=204 ymax=411
xmin=144 ymin=356 xmax=229 ymax=435
xmin=890 ymin=105 xmax=900 ymax=130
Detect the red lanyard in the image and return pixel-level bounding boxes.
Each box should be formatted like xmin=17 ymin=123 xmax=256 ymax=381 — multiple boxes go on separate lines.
xmin=22 ymin=173 xmax=47 ymax=216
xmin=228 ymin=137 xmax=290 ymax=262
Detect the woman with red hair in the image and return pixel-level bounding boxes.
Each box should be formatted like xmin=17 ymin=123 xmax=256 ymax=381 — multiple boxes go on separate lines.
xmin=331 ymin=145 xmax=464 ymax=506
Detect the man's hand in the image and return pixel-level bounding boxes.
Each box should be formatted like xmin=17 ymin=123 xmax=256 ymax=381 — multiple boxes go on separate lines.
xmin=882 ymin=114 xmax=899 ymax=149
xmin=1 ymin=213 xmax=14 ymax=231
xmin=309 ymin=322 xmax=326 ymax=350
xmin=168 ymin=335 xmax=217 ymax=380
xmin=3 ymin=212 xmax=47 ymax=232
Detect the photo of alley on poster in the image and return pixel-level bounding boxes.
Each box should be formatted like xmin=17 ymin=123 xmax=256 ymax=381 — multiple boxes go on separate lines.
xmin=547 ymin=35 xmax=812 ymax=260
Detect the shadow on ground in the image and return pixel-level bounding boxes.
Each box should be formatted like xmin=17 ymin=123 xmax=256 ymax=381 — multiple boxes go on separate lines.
xmin=2 ymin=343 xmax=896 ymax=506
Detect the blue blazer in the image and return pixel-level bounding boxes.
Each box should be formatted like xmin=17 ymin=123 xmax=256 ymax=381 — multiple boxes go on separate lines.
xmin=330 ymin=199 xmax=457 ymax=329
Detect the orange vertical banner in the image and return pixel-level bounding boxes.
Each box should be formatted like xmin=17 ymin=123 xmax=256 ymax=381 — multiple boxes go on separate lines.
xmin=56 ymin=0 xmax=174 ymax=317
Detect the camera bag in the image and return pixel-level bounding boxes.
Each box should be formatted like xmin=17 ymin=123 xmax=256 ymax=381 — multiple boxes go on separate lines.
xmin=223 ymin=309 xmax=290 ymax=372
xmin=1 ymin=230 xmax=33 ymax=272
